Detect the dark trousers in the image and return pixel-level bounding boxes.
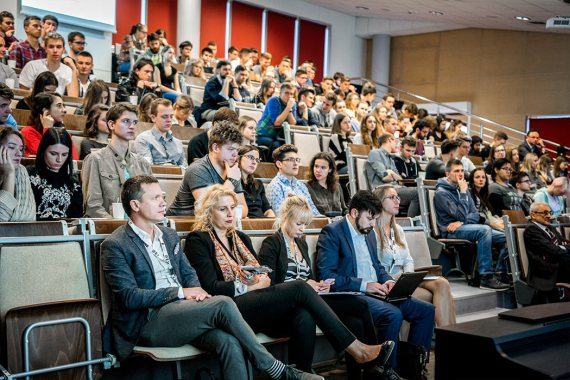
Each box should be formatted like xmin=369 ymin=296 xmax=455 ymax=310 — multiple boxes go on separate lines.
xmin=323 ymin=295 xmax=378 ymax=379
xmin=138 ymin=296 xmax=276 ymax=380
xmin=235 ymin=280 xmax=356 ymax=371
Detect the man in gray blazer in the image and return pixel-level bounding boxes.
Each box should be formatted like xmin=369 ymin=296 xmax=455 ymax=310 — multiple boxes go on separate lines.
xmin=101 ymin=175 xmax=322 ymax=380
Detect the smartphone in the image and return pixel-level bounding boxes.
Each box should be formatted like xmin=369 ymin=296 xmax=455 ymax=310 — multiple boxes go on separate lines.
xmin=324 ymin=278 xmax=335 ymax=285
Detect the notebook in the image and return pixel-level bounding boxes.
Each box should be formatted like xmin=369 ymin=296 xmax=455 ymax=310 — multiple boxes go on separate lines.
xmin=366 ymin=271 xmax=428 ymax=302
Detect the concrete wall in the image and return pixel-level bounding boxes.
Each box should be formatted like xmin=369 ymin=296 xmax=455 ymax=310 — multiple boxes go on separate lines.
xmin=389 ymin=28 xmax=570 ymax=133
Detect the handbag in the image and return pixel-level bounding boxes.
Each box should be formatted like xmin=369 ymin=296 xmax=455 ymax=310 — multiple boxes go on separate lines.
xmin=396 ymin=341 xmax=428 ymax=380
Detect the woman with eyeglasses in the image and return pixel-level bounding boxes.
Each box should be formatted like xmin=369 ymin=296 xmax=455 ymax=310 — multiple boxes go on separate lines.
xmin=21 ymin=92 xmax=79 ymax=159
xmin=488 ymin=158 xmax=524 ymax=215
xmin=484 ymin=143 xmax=506 ymax=175
xmin=373 ymin=185 xmax=456 ymax=327
xmin=258 ymin=194 xmax=394 ymax=378
xmin=27 ymin=128 xmax=83 ymax=220
xmin=0 ymin=126 xmax=35 ymax=222
xmin=306 ymin=152 xmax=347 ymax=216
xmin=238 ymin=145 xmax=275 ymax=218
xmin=185 ymin=185 xmax=391 ymax=373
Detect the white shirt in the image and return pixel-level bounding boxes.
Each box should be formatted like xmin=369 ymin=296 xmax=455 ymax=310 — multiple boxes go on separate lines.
xmin=128 ymin=220 xmax=184 ymax=298
xmin=19 ymin=59 xmax=72 ymax=95
xmin=346 ymin=219 xmax=378 ymax=291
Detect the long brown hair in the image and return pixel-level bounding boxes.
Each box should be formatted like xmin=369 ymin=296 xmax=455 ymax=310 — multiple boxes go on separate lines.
xmin=306 ymin=152 xmax=339 ymax=193
xmin=361 ymin=113 xmax=381 ymax=149
xmin=238 ymin=145 xmax=260 ymax=190
xmin=81 ymin=80 xmax=111 ymax=116
xmin=373 ymin=185 xmax=405 ymax=253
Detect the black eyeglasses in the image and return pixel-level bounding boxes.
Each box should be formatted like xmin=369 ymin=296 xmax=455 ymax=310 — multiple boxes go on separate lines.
xmin=533 ymin=210 xmax=552 ymax=216
xmin=242 ymin=154 xmax=261 ymax=163
xmin=383 ymin=195 xmax=401 ymax=202
xmin=282 ymin=157 xmax=301 ymax=163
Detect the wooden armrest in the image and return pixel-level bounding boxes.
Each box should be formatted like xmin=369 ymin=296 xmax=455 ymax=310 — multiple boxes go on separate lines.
xmin=415 ymin=265 xmax=442 ymax=277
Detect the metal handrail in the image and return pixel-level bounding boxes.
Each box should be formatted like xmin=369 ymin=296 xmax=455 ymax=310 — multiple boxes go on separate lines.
xmin=355 ymin=77 xmax=564 ymax=153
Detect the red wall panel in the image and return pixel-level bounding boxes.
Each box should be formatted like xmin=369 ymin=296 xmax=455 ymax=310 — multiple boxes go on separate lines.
xmin=298 ymin=20 xmax=325 ymax=83
xmin=528 ymin=117 xmax=570 ymax=157
xmin=200 ymin=0 xmax=227 ymax=57
xmin=230 ymin=2 xmax=263 ymax=52
xmin=148 ymin=0 xmax=178 ymax=48
xmin=266 ymin=12 xmax=295 ymax=65
xmin=113 ymin=0 xmax=141 ymax=44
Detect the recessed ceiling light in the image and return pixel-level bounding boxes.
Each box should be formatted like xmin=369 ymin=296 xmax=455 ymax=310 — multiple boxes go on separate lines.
xmin=381 ymin=8 xmax=391 ymax=12
xmin=355 ymin=6 xmax=369 ymax=10
xmin=515 ymin=16 xmax=531 ymax=21
xmin=408 ymin=10 xmax=417 ymax=15
xmin=429 ymin=10 xmax=444 ymax=15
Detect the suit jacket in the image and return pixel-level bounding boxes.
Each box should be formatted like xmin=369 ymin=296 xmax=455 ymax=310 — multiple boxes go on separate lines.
xmin=316 ymin=218 xmax=392 ymax=292
xmin=185 ymin=230 xmax=257 ymax=297
xmin=101 ymin=224 xmax=200 ymax=360
xmin=523 ymin=222 xmax=569 ymax=291
xmin=258 ymin=231 xmax=313 ymax=284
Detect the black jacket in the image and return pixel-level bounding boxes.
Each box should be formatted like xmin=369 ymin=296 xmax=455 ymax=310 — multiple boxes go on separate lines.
xmin=257 ymin=231 xmax=313 ymax=284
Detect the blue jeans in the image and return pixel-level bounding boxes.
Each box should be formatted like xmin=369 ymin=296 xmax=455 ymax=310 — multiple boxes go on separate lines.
xmin=444 ymin=223 xmax=507 ymax=275
xmin=491 ymin=229 xmax=509 ymax=273
xmin=257 ymin=135 xmax=283 ymax=153
xmin=363 ymin=296 xmax=434 ymax=368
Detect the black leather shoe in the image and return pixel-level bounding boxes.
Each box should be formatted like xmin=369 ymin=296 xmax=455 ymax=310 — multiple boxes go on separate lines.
xmin=377 ymin=340 xmax=395 ymax=368
xmin=279 ymin=365 xmax=324 ymax=380
xmin=380 ymin=368 xmax=403 ymax=380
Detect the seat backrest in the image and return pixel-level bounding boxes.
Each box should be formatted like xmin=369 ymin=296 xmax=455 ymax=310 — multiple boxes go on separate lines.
xmin=0 ymin=221 xmax=68 ymax=237
xmin=305 ymin=234 xmax=320 ymax=275
xmin=503 ymin=209 xmax=527 ymax=224
xmin=356 ymin=157 xmax=369 ymax=191
xmin=292 ymin=132 xmax=321 ymax=167
xmin=238 ymin=108 xmax=263 ymax=123
xmin=63 ymin=114 xmax=86 ymax=132
xmin=403 ymin=228 xmax=433 ymax=268
xmin=348 ymin=143 xmax=371 ymax=156
xmin=189 ymin=86 xmax=205 ymax=107
xmin=469 ymin=155 xmax=484 ymax=167
xmin=0 ymin=242 xmax=89 ymax=321
xmin=427 ymin=189 xmax=440 ymax=237
xmin=395 ymin=217 xmax=413 ymax=227
xmin=321 ymin=134 xmax=331 ymax=152
xmin=12 ymin=109 xmax=31 ymax=126
xmin=424 ymin=145 xmax=436 ymax=160
xmin=158 ymin=178 xmax=183 ymax=209
xmin=515 ymin=227 xmax=530 ymax=280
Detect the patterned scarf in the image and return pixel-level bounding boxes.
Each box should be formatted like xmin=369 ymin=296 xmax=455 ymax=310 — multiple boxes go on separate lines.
xmin=208 ymin=229 xmax=259 ymax=282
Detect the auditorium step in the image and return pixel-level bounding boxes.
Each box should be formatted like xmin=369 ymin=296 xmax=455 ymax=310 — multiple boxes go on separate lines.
xmin=450 ymin=278 xmax=516 ymax=318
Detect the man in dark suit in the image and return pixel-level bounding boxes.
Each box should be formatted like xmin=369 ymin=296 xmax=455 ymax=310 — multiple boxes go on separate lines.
xmin=316 ymin=190 xmax=434 ymax=380
xmin=518 ymin=129 xmax=545 ymax=161
xmin=192 ymin=60 xmax=240 ymax=126
xmin=523 ymin=202 xmax=570 ymax=304
xmin=102 ymin=175 xmax=322 ymax=380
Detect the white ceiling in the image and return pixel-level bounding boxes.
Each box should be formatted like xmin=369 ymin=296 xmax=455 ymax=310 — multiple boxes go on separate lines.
xmin=302 ymin=0 xmax=570 ymax=35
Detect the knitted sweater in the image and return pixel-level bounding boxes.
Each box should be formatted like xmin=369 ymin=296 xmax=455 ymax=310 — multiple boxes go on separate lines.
xmin=0 ymin=165 xmax=36 ymax=221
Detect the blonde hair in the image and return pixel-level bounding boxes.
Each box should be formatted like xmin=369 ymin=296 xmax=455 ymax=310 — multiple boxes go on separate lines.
xmin=373 ymin=185 xmax=405 ymax=253
xmin=274 ymin=194 xmax=314 ymax=232
xmin=192 ymin=184 xmax=238 ymax=233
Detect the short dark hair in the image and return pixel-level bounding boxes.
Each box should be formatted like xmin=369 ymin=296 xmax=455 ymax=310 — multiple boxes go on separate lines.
xmin=68 ymin=31 xmax=85 ymax=43
xmin=527 ymin=129 xmax=540 ymax=136
xmin=0 ymin=11 xmax=14 ymax=23
xmin=0 ymin=83 xmax=14 ymax=101
xmin=212 ymin=107 xmax=239 ymax=124
xmin=42 ymin=14 xmax=59 ymax=27
xmin=201 ymin=47 xmax=213 ymax=55
xmin=23 ymin=15 xmax=41 ymax=28
xmin=348 ymin=190 xmax=383 ymax=216
xmin=228 ymin=46 xmax=238 ymax=54
xmin=77 ymin=51 xmax=93 ymax=60
xmin=401 ymin=136 xmax=417 ymax=148
xmin=471 ymin=135 xmax=483 ymax=145
xmin=298 ymin=87 xmax=315 ymax=99
xmin=239 ymin=47 xmax=251 ymax=55
xmin=511 ymin=171 xmax=530 ymax=185
xmin=207 ymin=41 xmax=217 ymax=47
xmin=494 ymin=131 xmax=508 ymax=141
xmin=414 ymin=119 xmax=430 ymax=132
xmin=179 ymin=40 xmax=193 ymax=50
xmin=378 ymin=133 xmax=394 ymax=146
xmin=295 ymin=68 xmax=307 ymax=77
xmin=107 ymin=103 xmax=138 ymax=124
xmin=147 ymin=32 xmax=159 ymax=42
xmin=361 ymin=84 xmax=377 ymax=97
xmin=216 ymin=60 xmax=231 ymax=70
xmin=208 ymin=120 xmax=242 ymax=151
xmin=445 ymin=158 xmax=463 ymax=173
xmin=121 ymin=175 xmax=159 ymax=217
xmin=234 ymin=65 xmax=247 ymax=75
xmin=273 ymin=144 xmax=298 ymax=163
xmin=491 ymin=158 xmax=512 ymax=181
xmin=324 ymin=91 xmax=337 ymax=105
xmin=441 ymin=139 xmax=459 ymax=155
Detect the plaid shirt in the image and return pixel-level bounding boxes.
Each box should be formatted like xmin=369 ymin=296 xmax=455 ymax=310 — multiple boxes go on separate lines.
xmin=9 ymin=40 xmax=46 ymax=69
